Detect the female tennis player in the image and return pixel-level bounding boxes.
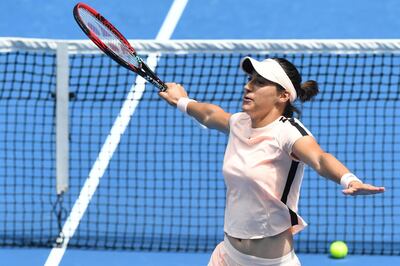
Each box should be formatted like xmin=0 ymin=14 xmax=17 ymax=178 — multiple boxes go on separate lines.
xmin=158 ymin=57 xmax=385 ymax=266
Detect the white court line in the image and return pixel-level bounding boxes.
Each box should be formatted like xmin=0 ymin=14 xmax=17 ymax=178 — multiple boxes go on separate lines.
xmin=44 ymin=1 xmax=188 ymax=265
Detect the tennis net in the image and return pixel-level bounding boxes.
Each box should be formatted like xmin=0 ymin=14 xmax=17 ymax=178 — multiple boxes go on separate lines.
xmin=0 ymin=38 xmax=399 ymax=255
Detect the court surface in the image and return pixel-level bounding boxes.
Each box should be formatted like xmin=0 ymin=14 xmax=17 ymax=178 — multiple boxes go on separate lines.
xmin=1 ymin=0 xmax=400 ymax=265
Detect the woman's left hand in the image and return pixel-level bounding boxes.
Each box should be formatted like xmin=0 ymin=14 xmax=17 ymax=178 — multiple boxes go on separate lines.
xmin=342 ymin=181 xmax=385 ymax=196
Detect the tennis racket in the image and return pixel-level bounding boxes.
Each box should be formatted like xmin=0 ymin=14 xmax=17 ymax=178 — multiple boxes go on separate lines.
xmin=73 ymin=2 xmax=167 ymax=91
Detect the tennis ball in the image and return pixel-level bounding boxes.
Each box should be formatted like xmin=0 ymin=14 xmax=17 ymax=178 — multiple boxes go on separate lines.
xmin=330 ymin=241 xmax=348 ymax=259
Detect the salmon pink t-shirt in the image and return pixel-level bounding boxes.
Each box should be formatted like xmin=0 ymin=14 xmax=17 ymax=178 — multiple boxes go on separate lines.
xmin=223 ymin=112 xmax=311 ymax=239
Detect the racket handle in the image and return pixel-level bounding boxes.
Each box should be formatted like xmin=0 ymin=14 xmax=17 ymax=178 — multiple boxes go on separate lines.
xmin=155 ymin=80 xmax=168 ymax=92
xmin=144 ymin=76 xmax=167 ymax=91
xmin=135 ymin=62 xmax=168 ymax=91
xmin=139 ymin=62 xmax=168 ymax=91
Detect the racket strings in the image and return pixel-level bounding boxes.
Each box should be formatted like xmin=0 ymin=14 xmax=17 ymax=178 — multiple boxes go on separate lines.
xmin=78 ymin=7 xmax=140 ymax=68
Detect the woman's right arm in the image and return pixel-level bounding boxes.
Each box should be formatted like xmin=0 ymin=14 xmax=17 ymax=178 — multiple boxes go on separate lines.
xmin=158 ymin=83 xmax=231 ymax=134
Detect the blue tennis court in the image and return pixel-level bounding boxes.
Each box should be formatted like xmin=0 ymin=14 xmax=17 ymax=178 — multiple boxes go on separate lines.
xmin=1 ymin=1 xmax=400 ymax=266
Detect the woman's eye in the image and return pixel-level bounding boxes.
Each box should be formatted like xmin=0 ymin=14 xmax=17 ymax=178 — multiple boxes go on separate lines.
xmin=253 ymin=79 xmax=263 ymax=85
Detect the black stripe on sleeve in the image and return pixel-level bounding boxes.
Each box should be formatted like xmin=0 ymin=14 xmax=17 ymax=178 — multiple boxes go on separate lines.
xmin=280 ymin=117 xmax=309 ymax=136
xmin=288 ymin=118 xmax=308 ymax=136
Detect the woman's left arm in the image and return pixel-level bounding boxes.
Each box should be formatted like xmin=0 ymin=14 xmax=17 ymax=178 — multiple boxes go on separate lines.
xmin=292 ymin=136 xmax=385 ymax=196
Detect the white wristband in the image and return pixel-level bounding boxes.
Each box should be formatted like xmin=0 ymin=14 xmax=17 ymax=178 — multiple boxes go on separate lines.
xmin=177 ymin=97 xmax=196 ymax=114
xmin=340 ymin=173 xmax=362 ymax=189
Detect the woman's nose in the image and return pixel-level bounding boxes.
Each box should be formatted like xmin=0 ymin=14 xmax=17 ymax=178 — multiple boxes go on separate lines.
xmin=244 ymin=83 xmax=251 ymax=92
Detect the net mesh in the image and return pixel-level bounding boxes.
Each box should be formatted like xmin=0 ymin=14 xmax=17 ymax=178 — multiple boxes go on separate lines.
xmin=0 ymin=39 xmax=399 ymax=255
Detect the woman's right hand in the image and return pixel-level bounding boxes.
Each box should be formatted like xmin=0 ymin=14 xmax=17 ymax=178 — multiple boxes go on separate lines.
xmin=158 ymin=82 xmax=189 ymax=107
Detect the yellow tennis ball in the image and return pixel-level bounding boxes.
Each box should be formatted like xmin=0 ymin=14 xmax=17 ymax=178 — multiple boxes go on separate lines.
xmin=330 ymin=241 xmax=348 ymax=259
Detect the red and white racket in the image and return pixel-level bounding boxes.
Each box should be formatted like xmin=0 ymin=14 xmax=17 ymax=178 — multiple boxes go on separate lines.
xmin=73 ymin=2 xmax=167 ymax=91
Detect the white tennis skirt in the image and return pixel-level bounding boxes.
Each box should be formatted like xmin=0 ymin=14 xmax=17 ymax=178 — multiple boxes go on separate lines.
xmin=208 ymin=236 xmax=301 ymax=266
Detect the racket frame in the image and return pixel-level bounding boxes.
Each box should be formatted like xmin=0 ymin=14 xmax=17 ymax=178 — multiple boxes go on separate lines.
xmin=73 ymin=2 xmax=167 ymax=91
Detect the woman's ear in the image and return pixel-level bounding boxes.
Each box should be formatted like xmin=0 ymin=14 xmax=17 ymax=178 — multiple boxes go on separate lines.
xmin=279 ymin=90 xmax=291 ymax=103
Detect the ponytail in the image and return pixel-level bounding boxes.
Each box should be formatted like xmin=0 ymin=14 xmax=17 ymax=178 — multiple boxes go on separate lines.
xmin=273 ymin=58 xmax=319 ymax=117
xmin=299 ymin=80 xmax=319 ymax=102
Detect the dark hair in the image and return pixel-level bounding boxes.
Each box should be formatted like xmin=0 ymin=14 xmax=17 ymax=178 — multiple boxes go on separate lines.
xmin=273 ymin=58 xmax=319 ymax=118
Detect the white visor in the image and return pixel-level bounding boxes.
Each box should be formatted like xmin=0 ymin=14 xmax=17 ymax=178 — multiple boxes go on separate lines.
xmin=240 ymin=57 xmax=297 ymax=103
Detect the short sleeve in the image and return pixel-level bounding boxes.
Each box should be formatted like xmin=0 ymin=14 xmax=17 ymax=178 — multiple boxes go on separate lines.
xmin=229 ymin=112 xmax=246 ymax=130
xmin=277 ymin=118 xmax=313 ymax=155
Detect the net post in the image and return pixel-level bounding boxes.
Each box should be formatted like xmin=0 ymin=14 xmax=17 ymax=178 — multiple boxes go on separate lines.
xmin=56 ymin=42 xmax=70 ymax=195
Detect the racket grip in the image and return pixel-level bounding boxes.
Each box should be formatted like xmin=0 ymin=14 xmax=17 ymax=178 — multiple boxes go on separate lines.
xmin=157 ymin=81 xmax=168 ymax=92
xmin=151 ymin=79 xmax=167 ymax=92
xmin=139 ymin=64 xmax=167 ymax=91
xmin=139 ymin=70 xmax=167 ymax=91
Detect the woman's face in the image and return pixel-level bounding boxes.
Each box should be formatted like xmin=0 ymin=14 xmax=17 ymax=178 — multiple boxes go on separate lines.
xmin=242 ymin=73 xmax=287 ymax=117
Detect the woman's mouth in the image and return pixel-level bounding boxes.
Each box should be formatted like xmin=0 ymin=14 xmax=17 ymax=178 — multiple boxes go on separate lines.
xmin=243 ymin=95 xmax=253 ymax=103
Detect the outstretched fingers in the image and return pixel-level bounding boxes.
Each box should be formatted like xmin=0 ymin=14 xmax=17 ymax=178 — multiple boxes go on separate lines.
xmin=342 ymin=183 xmax=385 ymax=196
